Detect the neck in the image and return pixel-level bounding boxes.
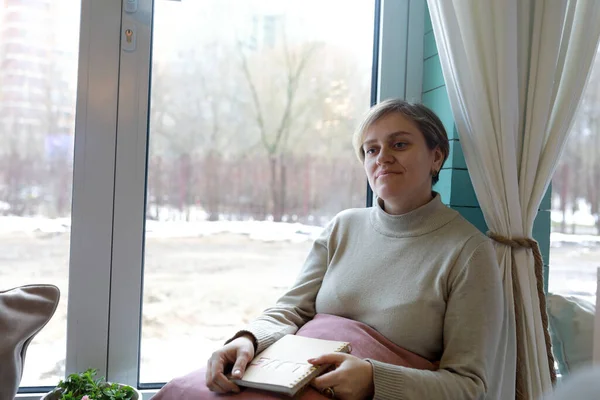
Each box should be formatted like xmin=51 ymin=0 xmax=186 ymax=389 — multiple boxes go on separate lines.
xmin=380 ymin=190 xmax=434 ymax=215
xmin=371 ymin=191 xmax=457 ymax=238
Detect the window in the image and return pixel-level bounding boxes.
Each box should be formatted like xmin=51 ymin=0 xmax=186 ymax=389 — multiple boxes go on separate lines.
xmin=140 ymin=0 xmax=375 ymax=384
xmin=1 ymin=0 xmax=80 ymax=387
xmin=549 ymin=46 xmax=600 ymax=306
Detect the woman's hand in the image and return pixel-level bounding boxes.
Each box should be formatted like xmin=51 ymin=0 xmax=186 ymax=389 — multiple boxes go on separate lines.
xmin=309 ymin=353 xmax=375 ymax=400
xmin=205 ymin=335 xmax=255 ymax=394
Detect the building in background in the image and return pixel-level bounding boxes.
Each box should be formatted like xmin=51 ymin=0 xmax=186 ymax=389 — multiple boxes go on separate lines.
xmin=0 ymin=0 xmax=79 ymax=216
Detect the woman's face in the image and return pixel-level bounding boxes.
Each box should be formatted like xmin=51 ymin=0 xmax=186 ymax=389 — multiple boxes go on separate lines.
xmin=362 ymin=112 xmax=443 ymax=214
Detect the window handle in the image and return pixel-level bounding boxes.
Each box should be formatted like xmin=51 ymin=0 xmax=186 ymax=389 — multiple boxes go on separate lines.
xmin=125 ymin=0 xmax=137 ymax=13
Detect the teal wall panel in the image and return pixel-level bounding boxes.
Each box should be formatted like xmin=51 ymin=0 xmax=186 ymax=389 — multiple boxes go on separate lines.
xmin=422 ymin=55 xmax=444 ymax=92
xmin=452 ymin=206 xmax=488 ymax=234
xmin=435 ymin=169 xmax=478 ymax=207
xmin=533 ymin=210 xmax=551 ymax=266
xmin=424 ymin=7 xmax=433 ymax=33
xmin=449 ymin=169 xmax=477 ymax=207
xmin=540 ymin=185 xmax=552 ymax=211
xmin=424 ymin=31 xmax=437 ymax=59
xmin=421 ymin=86 xmax=457 ymax=139
xmin=446 ymin=139 xmax=467 ymax=170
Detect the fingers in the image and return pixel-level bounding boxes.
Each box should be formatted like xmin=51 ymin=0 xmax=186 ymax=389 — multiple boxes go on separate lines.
xmin=207 ymin=371 xmax=241 ymax=394
xmin=309 ymin=354 xmax=352 ymax=393
xmin=308 ymin=352 xmax=348 ymax=367
xmin=205 ymin=359 xmax=221 ymax=393
xmin=213 ymin=372 xmax=241 ymax=394
xmin=205 ymin=355 xmax=241 ymax=394
xmin=205 ymin=339 xmax=255 ymax=394
xmin=205 ymin=358 xmax=223 ymax=393
xmin=231 ymin=348 xmax=254 ymax=379
xmin=308 ymin=353 xmax=346 ymax=391
xmin=312 ymin=368 xmax=344 ymax=390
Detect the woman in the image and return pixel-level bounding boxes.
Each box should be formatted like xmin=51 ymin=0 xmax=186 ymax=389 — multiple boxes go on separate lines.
xmin=205 ymin=99 xmax=503 ymax=399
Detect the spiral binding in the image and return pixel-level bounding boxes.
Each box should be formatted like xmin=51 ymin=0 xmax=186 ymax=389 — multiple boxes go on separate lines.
xmin=290 ymin=365 xmax=318 ymax=387
xmin=289 ymin=342 xmax=351 ymax=388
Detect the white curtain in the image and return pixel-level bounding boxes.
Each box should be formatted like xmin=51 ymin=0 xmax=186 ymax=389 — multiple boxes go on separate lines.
xmin=427 ymin=0 xmax=600 ymax=399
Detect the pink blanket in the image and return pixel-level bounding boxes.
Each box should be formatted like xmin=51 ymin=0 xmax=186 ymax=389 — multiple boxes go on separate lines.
xmin=153 ymin=314 xmax=437 ymax=399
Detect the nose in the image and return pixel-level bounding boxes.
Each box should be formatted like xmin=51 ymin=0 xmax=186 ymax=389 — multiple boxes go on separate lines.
xmin=376 ymin=147 xmax=394 ymax=165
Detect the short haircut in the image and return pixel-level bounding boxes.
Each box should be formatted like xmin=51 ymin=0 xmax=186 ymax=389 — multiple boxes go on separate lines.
xmin=352 ymin=99 xmax=450 ymax=184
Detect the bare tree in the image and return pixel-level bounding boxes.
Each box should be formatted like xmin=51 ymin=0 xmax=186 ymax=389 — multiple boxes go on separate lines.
xmin=238 ymin=35 xmax=322 ymax=221
xmin=554 ymin=123 xmax=583 ymax=233
xmin=582 ymin=85 xmax=600 ymax=234
xmin=149 ymin=44 xmax=241 ymax=221
xmin=149 ymin=15 xmax=371 ymax=223
xmin=553 ymin=48 xmax=600 ymax=235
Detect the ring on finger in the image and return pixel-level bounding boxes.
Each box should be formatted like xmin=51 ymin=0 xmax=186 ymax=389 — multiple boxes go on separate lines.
xmin=322 ymin=386 xmax=335 ymax=399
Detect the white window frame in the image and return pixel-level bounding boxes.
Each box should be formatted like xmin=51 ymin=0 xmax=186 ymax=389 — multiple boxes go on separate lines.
xmin=16 ymin=1 xmax=425 ymax=399
xmin=65 ymin=0 xmax=123 ymax=380
xmin=106 ymin=0 xmax=153 ymax=389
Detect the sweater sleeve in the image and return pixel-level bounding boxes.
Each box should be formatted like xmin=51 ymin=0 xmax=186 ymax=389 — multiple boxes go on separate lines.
xmin=225 ymin=219 xmax=334 ymax=354
xmin=367 ymin=239 xmax=504 ymax=400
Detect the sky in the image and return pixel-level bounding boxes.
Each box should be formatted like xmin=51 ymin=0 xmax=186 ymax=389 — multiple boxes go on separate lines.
xmin=152 ymin=0 xmax=375 ymax=63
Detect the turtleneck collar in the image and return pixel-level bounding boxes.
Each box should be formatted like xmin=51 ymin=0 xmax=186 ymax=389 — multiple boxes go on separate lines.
xmin=370 ymin=192 xmax=458 ymax=238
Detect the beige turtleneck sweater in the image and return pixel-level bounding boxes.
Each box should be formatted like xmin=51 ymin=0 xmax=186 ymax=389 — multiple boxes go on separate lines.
xmin=230 ymin=194 xmax=503 ymax=399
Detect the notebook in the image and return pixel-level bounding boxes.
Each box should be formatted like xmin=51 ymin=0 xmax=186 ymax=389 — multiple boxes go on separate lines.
xmin=230 ymin=334 xmax=351 ymax=397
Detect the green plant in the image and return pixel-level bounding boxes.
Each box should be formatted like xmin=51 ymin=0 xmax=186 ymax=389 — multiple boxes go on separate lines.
xmin=53 ymin=369 xmax=135 ymax=400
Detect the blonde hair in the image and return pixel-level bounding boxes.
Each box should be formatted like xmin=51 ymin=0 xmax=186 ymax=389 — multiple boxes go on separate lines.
xmin=352 ymin=99 xmax=450 ymax=184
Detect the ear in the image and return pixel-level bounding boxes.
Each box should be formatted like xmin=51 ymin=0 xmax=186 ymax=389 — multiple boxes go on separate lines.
xmin=432 ymin=146 xmax=444 ymax=171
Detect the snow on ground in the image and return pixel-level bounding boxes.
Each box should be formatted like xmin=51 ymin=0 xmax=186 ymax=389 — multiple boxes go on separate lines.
xmin=1 ymin=215 xmax=598 ymax=245
xmin=0 ymin=215 xmax=325 ymax=242
xmin=145 ymin=219 xmax=325 ymax=242
xmin=0 ymin=216 xmax=71 ymax=235
xmin=551 ymin=200 xmax=597 ymax=227
xmin=551 ymin=232 xmax=600 ymax=246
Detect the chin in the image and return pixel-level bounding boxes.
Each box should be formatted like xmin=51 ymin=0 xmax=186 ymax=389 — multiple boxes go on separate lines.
xmin=375 ymin=189 xmax=405 ymax=203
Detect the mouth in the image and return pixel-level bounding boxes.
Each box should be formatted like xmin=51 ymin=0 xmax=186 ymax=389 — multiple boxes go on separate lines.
xmin=376 ymin=171 xmax=399 ymax=179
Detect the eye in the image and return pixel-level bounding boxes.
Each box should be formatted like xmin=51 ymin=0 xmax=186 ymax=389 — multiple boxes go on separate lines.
xmin=364 ymin=147 xmax=377 ymax=155
xmin=393 ymin=142 xmax=407 ymax=149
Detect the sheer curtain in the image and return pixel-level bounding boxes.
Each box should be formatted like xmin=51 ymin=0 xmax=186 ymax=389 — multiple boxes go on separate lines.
xmin=427 ymin=1 xmax=600 ymax=398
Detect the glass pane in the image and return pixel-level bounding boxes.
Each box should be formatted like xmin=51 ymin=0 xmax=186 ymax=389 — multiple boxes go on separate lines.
xmin=0 ymin=0 xmax=80 ymax=387
xmin=549 ymin=47 xmax=600 ymax=306
xmin=141 ymin=0 xmax=374 ymax=383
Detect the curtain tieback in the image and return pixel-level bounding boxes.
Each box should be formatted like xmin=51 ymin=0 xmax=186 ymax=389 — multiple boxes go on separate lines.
xmin=487 ymin=231 xmax=557 ymax=397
